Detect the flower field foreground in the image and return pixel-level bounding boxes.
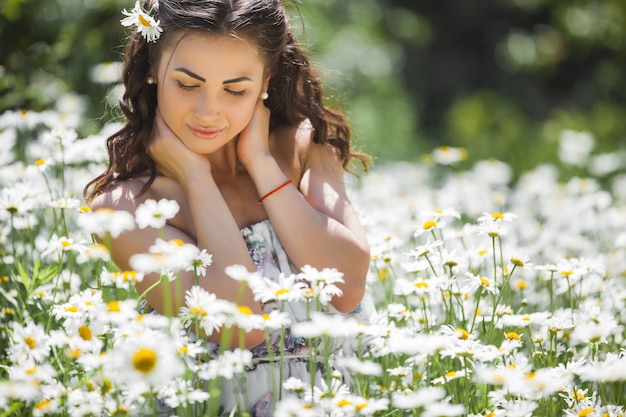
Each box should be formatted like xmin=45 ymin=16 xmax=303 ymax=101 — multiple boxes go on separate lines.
xmin=1 ymin=107 xmax=626 ymax=417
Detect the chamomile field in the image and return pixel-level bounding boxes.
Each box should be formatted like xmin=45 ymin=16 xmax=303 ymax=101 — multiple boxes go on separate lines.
xmin=1 ymin=104 xmax=626 ymax=416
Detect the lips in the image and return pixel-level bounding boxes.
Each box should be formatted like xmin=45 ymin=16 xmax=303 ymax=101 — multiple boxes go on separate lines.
xmin=188 ymin=125 xmax=224 ymax=139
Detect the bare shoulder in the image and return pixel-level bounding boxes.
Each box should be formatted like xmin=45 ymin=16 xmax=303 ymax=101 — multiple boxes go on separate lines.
xmin=89 ymin=177 xmax=154 ymax=213
xmin=271 ymin=119 xmax=341 ymax=176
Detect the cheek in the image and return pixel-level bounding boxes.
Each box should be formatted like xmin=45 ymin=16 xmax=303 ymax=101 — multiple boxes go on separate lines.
xmin=228 ymin=99 xmax=257 ymax=129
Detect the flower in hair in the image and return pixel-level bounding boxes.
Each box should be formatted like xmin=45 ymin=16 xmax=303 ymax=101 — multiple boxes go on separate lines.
xmin=120 ymin=1 xmax=162 ymax=43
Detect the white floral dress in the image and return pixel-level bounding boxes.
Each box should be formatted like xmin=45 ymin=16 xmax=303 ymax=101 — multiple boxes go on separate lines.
xmin=151 ymin=219 xmax=374 ymax=417
xmin=220 ymin=219 xmax=374 ymax=417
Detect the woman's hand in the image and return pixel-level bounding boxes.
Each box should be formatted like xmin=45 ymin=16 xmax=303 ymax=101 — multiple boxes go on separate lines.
xmin=237 ymin=97 xmax=272 ymax=168
xmin=148 ymin=109 xmax=211 ymax=182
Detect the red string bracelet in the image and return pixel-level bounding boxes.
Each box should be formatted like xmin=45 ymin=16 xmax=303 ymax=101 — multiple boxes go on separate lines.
xmin=258 ymin=179 xmax=293 ymax=203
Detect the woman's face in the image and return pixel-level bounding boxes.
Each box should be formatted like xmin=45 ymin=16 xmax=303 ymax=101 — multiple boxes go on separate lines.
xmin=154 ymin=33 xmax=267 ymax=154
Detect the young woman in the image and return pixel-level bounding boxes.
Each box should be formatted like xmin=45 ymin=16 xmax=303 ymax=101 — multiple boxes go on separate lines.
xmin=85 ymin=0 xmax=373 ymax=415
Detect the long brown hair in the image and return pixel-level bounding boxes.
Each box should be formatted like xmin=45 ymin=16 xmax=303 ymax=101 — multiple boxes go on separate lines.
xmin=85 ymin=0 xmax=369 ymax=202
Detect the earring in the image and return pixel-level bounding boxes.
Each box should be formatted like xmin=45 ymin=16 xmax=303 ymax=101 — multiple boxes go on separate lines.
xmin=260 ymin=91 xmax=269 ymax=100
xmin=146 ymin=76 xmax=156 ymax=85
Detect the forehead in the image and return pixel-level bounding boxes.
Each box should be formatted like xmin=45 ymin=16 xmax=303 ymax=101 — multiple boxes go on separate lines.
xmin=159 ymin=33 xmax=265 ymax=76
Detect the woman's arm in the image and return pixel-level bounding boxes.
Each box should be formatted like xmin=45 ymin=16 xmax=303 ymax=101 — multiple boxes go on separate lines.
xmin=239 ymin=104 xmax=370 ymax=313
xmin=90 ymin=119 xmax=266 ymax=349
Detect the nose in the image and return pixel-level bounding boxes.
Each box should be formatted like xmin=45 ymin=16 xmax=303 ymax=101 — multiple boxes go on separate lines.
xmin=195 ymin=92 xmax=221 ymax=120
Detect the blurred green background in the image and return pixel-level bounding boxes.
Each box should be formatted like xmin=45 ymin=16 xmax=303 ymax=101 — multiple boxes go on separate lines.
xmin=2 ymin=0 xmax=625 ymax=179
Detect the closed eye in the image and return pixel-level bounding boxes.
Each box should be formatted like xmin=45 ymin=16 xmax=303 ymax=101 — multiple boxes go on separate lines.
xmin=226 ymin=89 xmax=246 ymax=96
xmin=177 ymin=80 xmax=198 ymax=91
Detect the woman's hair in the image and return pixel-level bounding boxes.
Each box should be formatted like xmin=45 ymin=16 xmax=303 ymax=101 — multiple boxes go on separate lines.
xmin=85 ymin=0 xmax=369 ymax=201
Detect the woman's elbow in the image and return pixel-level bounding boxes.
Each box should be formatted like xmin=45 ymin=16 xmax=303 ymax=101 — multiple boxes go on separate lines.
xmin=333 ymin=273 xmax=367 ymax=313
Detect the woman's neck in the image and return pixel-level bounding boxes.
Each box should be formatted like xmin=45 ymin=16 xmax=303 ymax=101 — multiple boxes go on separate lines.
xmin=207 ymin=136 xmax=246 ymax=178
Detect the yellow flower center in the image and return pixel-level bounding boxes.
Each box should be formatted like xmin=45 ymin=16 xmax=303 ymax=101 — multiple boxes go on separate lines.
xmin=377 ymin=266 xmax=389 ymax=281
xmin=445 ymin=371 xmax=457 ymax=378
xmin=516 ymin=281 xmax=528 ymax=289
xmin=120 ymin=271 xmax=138 ymax=282
xmin=578 ymin=408 xmax=594 ymax=417
xmin=414 ymin=281 xmax=428 ymax=288
xmin=23 ymin=337 xmax=36 ymax=349
xmin=237 ymin=305 xmax=252 ymax=315
xmin=79 ymin=205 xmax=92 ymax=213
xmin=133 ymin=347 xmax=157 ymax=374
xmin=492 ymin=212 xmax=504 ymax=220
xmin=337 ymin=399 xmax=352 ymax=407
xmin=35 ymin=400 xmax=51 ymax=410
xmin=65 ymin=306 xmax=78 ymax=313
xmin=479 ymin=277 xmax=490 ymax=287
xmin=190 ymin=306 xmax=207 ymax=316
xmin=34 ymin=159 xmax=45 ymax=167
xmin=506 ymin=332 xmax=521 ymax=340
xmin=108 ymin=300 xmax=120 ymax=312
xmin=423 ymin=220 xmax=437 ymax=230
xmin=456 ymin=328 xmax=469 ymax=340
xmin=275 ymin=288 xmax=290 ymax=297
xmin=561 ymin=270 xmax=573 ymax=278
xmin=356 ymin=403 xmax=368 ymax=412
xmin=138 ymin=13 xmax=152 ymax=27
xmin=78 ymin=326 xmax=93 ymax=341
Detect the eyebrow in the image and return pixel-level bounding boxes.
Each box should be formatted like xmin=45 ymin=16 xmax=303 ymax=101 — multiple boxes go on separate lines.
xmin=174 ymin=68 xmax=252 ymax=85
xmin=175 ymin=67 xmax=205 ymax=82
xmin=222 ymin=76 xmax=252 ymax=85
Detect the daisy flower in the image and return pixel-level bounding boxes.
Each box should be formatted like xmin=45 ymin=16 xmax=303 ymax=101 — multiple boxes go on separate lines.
xmin=291 ymin=311 xmax=359 ymax=339
xmin=274 ymin=396 xmax=318 ymax=417
xmin=134 ymin=198 xmax=179 ymax=229
xmin=186 ymin=248 xmax=213 ymax=277
xmin=249 ymin=272 xmax=308 ymax=304
xmin=77 ymin=207 xmax=135 ymax=239
xmin=158 ymin=378 xmax=211 ymax=409
xmin=48 ymin=197 xmax=81 ymax=210
xmin=40 ymin=234 xmax=82 ymax=259
xmin=431 ymin=145 xmax=468 ymax=165
xmin=107 ymin=327 xmax=184 ymax=391
xmin=130 ymin=238 xmax=198 ymax=273
xmin=391 ymin=386 xmax=446 ymax=409
xmin=65 ymin=388 xmax=105 ymax=417
xmin=8 ymin=321 xmax=51 ymax=362
xmin=75 ymin=242 xmax=110 ymax=264
xmin=257 ymin=309 xmax=292 ymax=331
xmin=298 ymin=265 xmax=344 ymax=305
xmin=0 ymin=381 xmax=41 ymax=410
xmin=120 ymin=0 xmax=163 ymax=43
xmin=463 ymin=271 xmax=498 ymax=295
xmin=335 ymin=356 xmax=382 ymax=376
xmin=99 ymin=269 xmax=144 ymax=290
xmin=180 ymin=285 xmax=236 ymax=335
xmin=198 ymin=348 xmax=252 ymax=381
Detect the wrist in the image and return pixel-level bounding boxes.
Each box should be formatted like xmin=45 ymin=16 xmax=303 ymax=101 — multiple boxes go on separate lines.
xmin=180 ymin=165 xmax=214 ymax=193
xmin=242 ymin=152 xmax=276 ymax=178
